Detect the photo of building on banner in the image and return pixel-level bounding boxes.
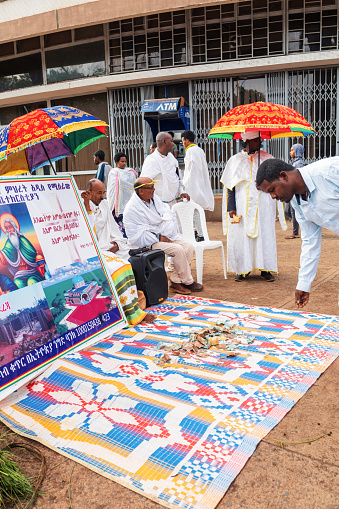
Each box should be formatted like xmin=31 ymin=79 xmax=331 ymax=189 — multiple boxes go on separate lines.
xmin=0 ymin=176 xmax=127 ymax=401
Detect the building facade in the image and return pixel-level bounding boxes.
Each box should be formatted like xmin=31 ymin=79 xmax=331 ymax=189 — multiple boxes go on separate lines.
xmin=0 ymin=0 xmax=338 ymax=191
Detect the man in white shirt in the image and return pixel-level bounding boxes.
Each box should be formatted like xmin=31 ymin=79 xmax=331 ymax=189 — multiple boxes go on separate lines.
xmin=141 ymin=132 xmax=189 ymax=207
xmin=182 ymin=130 xmax=214 ymax=241
xmin=124 ymin=177 xmax=203 ymax=295
xmin=94 ymin=150 xmax=113 ymax=189
xmin=81 ymin=179 xmax=155 ymax=324
xmin=257 ymin=157 xmax=339 ymax=308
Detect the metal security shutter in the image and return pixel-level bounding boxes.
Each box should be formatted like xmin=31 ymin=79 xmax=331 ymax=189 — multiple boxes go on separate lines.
xmin=266 ymin=71 xmax=288 ymax=161
xmin=108 ymin=87 xmax=144 ymax=172
xmin=288 ymin=68 xmax=337 ymax=162
xmin=191 ymin=78 xmax=233 ymax=192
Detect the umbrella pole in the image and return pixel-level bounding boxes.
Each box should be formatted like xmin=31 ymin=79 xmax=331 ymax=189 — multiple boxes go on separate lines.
xmin=40 ymin=142 xmax=57 ymax=175
xmin=258 ymin=131 xmax=261 ymax=168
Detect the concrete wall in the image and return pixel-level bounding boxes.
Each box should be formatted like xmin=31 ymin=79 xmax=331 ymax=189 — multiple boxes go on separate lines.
xmin=0 ymin=0 xmax=242 ymax=43
xmin=206 ymin=194 xmax=222 ymax=222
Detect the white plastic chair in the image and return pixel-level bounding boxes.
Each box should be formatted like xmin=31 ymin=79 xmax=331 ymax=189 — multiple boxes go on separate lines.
xmin=172 ymin=200 xmax=227 ymax=284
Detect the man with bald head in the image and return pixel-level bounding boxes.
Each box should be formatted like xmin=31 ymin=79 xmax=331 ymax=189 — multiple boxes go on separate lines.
xmin=141 ymin=132 xmax=189 ymax=207
xmin=124 ymin=177 xmax=202 ymax=295
xmin=81 ymin=179 xmax=155 ymax=325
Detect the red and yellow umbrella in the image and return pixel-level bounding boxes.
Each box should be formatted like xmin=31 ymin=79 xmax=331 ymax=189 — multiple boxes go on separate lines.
xmin=0 ymin=106 xmax=107 ymax=176
xmin=208 ymin=102 xmax=315 ymax=139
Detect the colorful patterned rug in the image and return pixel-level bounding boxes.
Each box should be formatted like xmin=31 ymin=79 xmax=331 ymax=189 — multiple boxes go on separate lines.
xmin=0 ymin=296 xmax=338 ymax=509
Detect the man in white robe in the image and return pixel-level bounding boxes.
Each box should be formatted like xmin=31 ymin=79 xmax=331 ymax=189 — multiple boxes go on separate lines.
xmin=221 ymin=132 xmax=286 ymax=282
xmin=141 ymin=132 xmax=190 ymax=207
xmin=182 ymin=130 xmax=214 ymax=241
xmin=124 ymin=177 xmax=203 ymax=295
xmin=81 ymin=179 xmax=155 ymax=325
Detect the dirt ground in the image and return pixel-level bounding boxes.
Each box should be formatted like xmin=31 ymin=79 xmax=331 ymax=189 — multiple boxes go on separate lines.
xmin=1 ymin=221 xmax=338 ymax=509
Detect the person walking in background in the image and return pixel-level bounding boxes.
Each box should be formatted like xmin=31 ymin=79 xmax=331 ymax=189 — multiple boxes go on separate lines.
xmin=221 ymin=131 xmax=286 ymax=282
xmin=168 ymin=132 xmax=178 ymax=158
xmin=107 ymin=152 xmax=137 ymax=238
xmin=181 ymin=130 xmax=214 ymax=241
xmin=94 ymin=150 xmax=113 ymax=189
xmin=285 ymin=143 xmax=304 ymax=239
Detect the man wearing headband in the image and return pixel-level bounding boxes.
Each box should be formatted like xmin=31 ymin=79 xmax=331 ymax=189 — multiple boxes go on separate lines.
xmin=81 ymin=179 xmax=156 ymax=325
xmin=220 ymin=131 xmax=286 ymax=282
xmin=140 ymin=132 xmax=190 ymax=207
xmin=124 ymin=177 xmax=203 ymax=295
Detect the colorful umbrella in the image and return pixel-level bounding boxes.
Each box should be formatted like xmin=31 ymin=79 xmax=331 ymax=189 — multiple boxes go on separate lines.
xmin=208 ymin=102 xmax=315 ymax=139
xmin=0 ymin=106 xmax=107 ymax=176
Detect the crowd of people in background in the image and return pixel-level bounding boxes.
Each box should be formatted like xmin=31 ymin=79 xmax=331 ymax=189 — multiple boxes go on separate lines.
xmin=90 ymin=129 xmax=339 ymax=313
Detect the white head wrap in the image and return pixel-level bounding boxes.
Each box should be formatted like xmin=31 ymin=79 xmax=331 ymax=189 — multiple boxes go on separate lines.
xmin=241 ymin=131 xmax=260 ymax=141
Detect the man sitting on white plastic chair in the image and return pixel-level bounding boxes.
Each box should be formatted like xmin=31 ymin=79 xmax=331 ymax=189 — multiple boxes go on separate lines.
xmin=124 ymin=177 xmax=203 ymax=295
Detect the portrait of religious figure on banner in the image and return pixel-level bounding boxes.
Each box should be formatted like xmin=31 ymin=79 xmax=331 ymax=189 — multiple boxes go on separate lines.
xmin=0 ymin=202 xmax=48 ymax=295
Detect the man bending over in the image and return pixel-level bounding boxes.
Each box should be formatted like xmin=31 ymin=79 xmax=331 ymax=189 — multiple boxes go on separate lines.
xmin=256 ymin=157 xmax=339 ymax=308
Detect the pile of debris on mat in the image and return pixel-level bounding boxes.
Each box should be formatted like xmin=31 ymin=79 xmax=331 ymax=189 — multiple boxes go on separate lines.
xmin=155 ymin=320 xmax=255 ymax=367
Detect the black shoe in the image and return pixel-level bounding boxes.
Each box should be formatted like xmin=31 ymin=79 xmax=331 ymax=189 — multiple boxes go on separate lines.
xmin=261 ymin=271 xmax=275 ymax=282
xmin=235 ymin=272 xmax=251 ymax=282
xmin=196 ymin=236 xmax=205 ymax=242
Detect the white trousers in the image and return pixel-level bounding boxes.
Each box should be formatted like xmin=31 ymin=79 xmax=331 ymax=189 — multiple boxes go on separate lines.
xmin=152 ymin=240 xmax=194 ymax=285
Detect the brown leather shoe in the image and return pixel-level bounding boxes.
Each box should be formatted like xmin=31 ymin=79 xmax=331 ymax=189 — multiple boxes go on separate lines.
xmin=183 ymin=281 xmax=204 ymax=292
xmin=169 ymin=282 xmax=191 ymax=295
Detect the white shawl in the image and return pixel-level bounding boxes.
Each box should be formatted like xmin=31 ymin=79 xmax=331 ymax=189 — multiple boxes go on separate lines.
xmin=183 ymin=144 xmax=214 ymax=211
xmin=89 ymin=199 xmax=129 ymax=260
xmin=141 ymin=149 xmax=181 ymax=202
xmin=107 ymin=167 xmax=137 ymax=215
xmin=221 ymin=150 xmax=286 ymax=236
xmin=124 ymin=192 xmax=182 ymax=249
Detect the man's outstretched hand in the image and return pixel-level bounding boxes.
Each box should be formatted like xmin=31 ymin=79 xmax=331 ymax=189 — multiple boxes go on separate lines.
xmin=295 ymin=289 xmax=310 ymax=309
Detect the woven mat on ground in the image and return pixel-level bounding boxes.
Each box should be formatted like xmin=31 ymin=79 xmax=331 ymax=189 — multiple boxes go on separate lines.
xmin=0 ymin=296 xmax=338 ymax=509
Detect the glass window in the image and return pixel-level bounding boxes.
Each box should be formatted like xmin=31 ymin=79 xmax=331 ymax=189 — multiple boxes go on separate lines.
xmin=74 ymin=25 xmax=104 ymax=41
xmin=0 ymin=42 xmax=14 ymax=58
xmin=0 ymin=53 xmax=42 ymax=92
xmin=17 ymin=37 xmax=40 ymax=54
xmin=221 ymin=3 xmax=235 ymax=16
xmin=133 ymin=17 xmax=145 ymax=30
xmin=45 ymin=41 xmax=105 ymax=83
xmin=192 ymin=25 xmax=206 ymax=63
xmin=289 ymin=13 xmax=304 ymax=53
xmin=44 ymin=31 xmax=72 ymax=48
xmin=110 ymin=38 xmax=122 ymax=72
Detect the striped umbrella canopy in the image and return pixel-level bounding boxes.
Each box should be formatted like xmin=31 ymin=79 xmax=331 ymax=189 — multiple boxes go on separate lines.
xmin=0 ymin=106 xmax=107 ymax=176
xmin=208 ymin=101 xmax=315 ymax=139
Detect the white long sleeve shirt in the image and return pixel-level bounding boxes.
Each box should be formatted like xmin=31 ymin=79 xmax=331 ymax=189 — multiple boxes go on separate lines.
xmin=291 ymin=157 xmax=339 ymax=292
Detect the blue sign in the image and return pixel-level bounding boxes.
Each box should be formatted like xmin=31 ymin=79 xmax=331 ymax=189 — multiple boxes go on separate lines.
xmin=141 ymin=98 xmax=180 ymax=113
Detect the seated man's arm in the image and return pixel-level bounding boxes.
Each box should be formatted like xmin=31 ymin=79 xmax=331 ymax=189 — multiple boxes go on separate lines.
xmin=293 ymin=203 xmax=322 ymax=308
xmin=139 ymin=230 xmax=160 ymax=248
xmin=124 ymin=217 xmax=160 ymax=248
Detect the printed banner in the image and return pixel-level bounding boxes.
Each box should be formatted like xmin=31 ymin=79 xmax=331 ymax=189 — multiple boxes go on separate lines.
xmin=0 ymin=175 xmax=127 ymax=400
